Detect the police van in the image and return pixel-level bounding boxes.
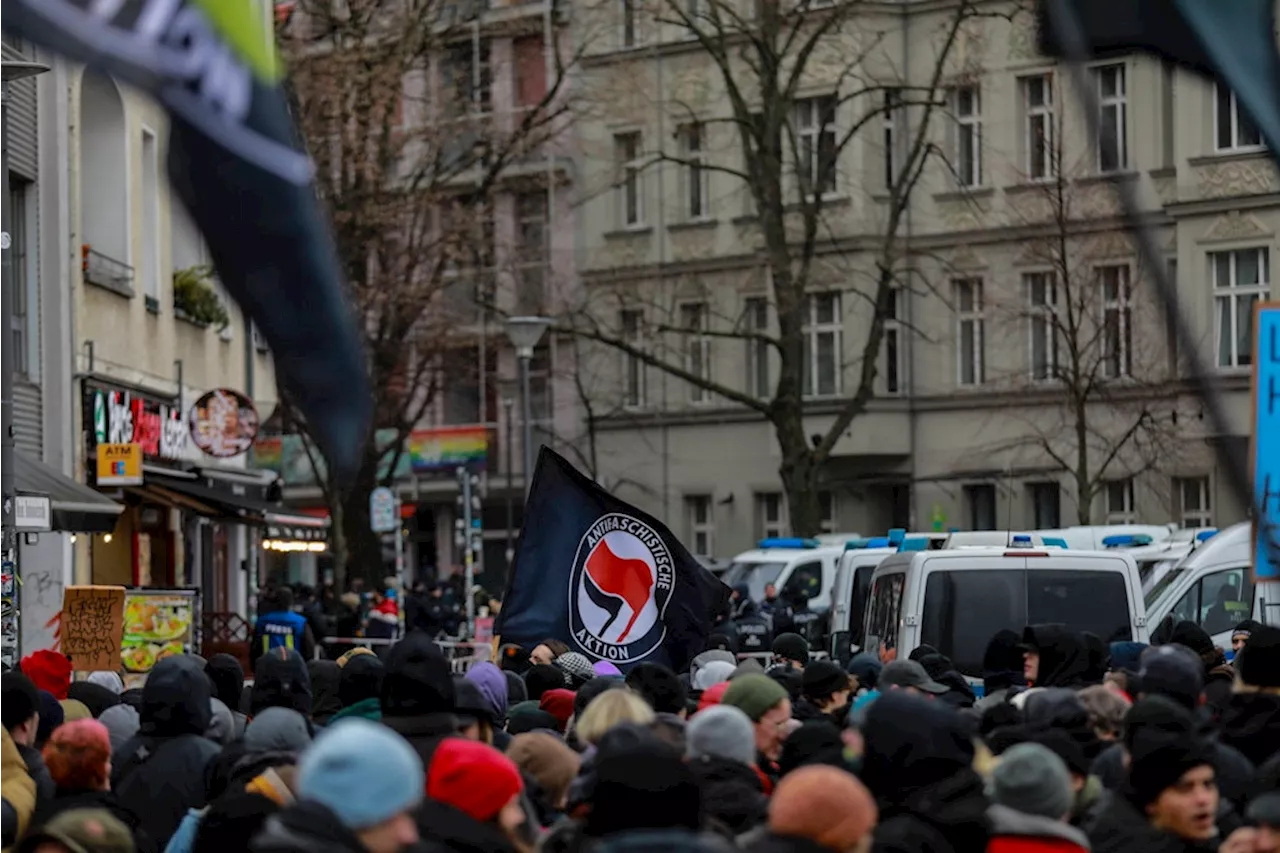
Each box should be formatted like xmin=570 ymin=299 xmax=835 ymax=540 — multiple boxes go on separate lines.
xmin=1144 ymin=522 xmax=1273 ymax=655
xmin=723 ymin=538 xmax=845 ymax=613
xmin=862 ymin=542 xmax=1148 ymax=679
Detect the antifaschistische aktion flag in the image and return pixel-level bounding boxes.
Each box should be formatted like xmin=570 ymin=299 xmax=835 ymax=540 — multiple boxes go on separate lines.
xmin=496 ymin=448 xmax=731 ymax=673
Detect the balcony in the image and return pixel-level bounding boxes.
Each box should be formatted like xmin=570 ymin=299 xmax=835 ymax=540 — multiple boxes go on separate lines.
xmin=81 ymin=245 xmax=135 ymax=297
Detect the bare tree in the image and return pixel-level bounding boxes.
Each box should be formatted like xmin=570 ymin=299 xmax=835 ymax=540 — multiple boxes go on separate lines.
xmin=562 ymin=0 xmax=996 ymax=535
xmin=985 ymin=91 xmax=1185 ymax=525
xmin=276 ymin=0 xmax=577 ymax=582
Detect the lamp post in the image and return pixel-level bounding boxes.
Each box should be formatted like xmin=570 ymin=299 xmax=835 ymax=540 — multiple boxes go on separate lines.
xmin=504 ymin=316 xmax=550 ymax=494
xmin=499 ymin=388 xmax=516 ymax=573
xmin=2 ymin=60 xmax=51 ymax=666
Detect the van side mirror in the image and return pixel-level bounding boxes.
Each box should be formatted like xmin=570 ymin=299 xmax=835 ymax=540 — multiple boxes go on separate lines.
xmin=830 ymin=630 xmax=853 ymax=667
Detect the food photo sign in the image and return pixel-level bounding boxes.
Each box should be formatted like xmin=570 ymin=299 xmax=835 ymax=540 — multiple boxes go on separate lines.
xmin=121 ymin=589 xmax=198 ymax=685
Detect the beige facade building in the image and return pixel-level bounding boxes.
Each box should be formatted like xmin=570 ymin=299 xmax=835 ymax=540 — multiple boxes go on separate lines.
xmin=572 ymin=3 xmax=1271 ymax=557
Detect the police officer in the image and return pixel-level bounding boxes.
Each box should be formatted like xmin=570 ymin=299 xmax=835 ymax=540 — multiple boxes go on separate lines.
xmin=783 ymin=585 xmax=823 ymax=649
xmin=251 ymin=586 xmax=317 ymax=663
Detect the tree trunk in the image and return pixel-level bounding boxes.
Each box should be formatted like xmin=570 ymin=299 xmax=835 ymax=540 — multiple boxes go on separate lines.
xmin=335 ymin=453 xmax=385 ymax=589
xmin=1074 ymin=399 xmax=1093 ymax=525
xmin=775 ymin=414 xmax=822 ymax=537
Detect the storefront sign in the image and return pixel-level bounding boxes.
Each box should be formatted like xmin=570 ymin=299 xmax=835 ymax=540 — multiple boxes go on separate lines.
xmin=96 ymin=443 xmax=143 ymax=486
xmin=265 ymin=523 xmax=328 ymax=543
xmin=121 ymin=589 xmax=196 ymax=685
xmin=189 ymin=388 xmax=260 ymax=458
xmin=14 ymin=495 xmax=51 ymax=531
xmin=370 ymin=487 xmax=398 ymax=533
xmin=87 ymin=386 xmax=187 ymax=461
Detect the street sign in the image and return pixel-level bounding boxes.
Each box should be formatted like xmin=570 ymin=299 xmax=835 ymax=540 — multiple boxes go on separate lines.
xmin=1253 ymin=302 xmax=1280 ymax=580
xmin=369 ymin=487 xmax=398 ymax=533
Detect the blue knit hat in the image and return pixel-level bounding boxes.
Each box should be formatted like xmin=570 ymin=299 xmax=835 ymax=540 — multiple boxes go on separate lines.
xmin=297 ymin=718 xmax=423 ymax=829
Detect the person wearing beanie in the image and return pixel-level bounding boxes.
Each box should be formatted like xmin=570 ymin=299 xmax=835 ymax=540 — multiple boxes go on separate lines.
xmin=464 ymin=662 xmax=509 ymax=727
xmin=690 ymin=649 xmax=735 ymax=683
xmin=245 ymin=708 xmax=313 ymax=754
xmin=777 ymin=720 xmax=850 ymax=779
xmin=331 ymin=654 xmax=384 ymax=723
xmin=16 ymin=808 xmax=136 ymax=853
xmin=524 ymin=664 xmax=568 ymax=703
xmin=771 ymin=634 xmax=810 ymax=670
xmin=697 ymin=681 xmax=731 ymax=714
xmin=21 ymin=651 xmax=73 ymax=701
xmin=987 ymin=743 xmax=1089 ymax=853
xmin=1220 ymin=624 xmax=1280 ymax=768
xmin=418 ymin=738 xmax=531 ymax=853
xmin=254 ymin=718 xmax=422 ymax=853
xmin=692 ymin=661 xmax=735 ymax=692
xmin=504 ymin=670 xmax=529 ymax=707
xmin=34 ymin=719 xmax=145 ymax=849
xmin=96 ymin=706 xmax=139 ymax=758
xmin=757 ymin=765 xmax=877 ymax=853
xmin=58 ymin=699 xmax=92 ymax=724
xmin=505 ymin=708 xmax=561 ymax=737
xmin=36 ymin=691 xmax=65 ymax=748
xmin=592 ymin=661 xmax=622 ymax=677
xmin=66 ymin=682 xmax=121 ymax=720
xmin=538 ymin=689 xmax=577 ymax=734
xmin=625 ymin=663 xmax=688 ymax=717
xmin=794 ymin=661 xmax=851 ymax=724
xmin=1229 ymin=619 xmax=1262 ymax=656
xmin=583 ymin=735 xmax=703 ymax=840
xmin=506 ymin=733 xmax=580 ymax=825
xmin=685 ymin=705 xmax=767 ymax=834
xmin=722 ymin=673 xmax=791 ymax=781
xmin=1087 ymin=697 xmax=1219 ymax=853
xmin=378 ymin=632 xmax=456 ymax=771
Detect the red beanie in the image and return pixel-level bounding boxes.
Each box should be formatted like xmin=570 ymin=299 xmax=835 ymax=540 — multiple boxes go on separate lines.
xmin=698 ymin=681 xmax=730 ymax=713
xmin=426 ymin=738 xmax=524 ymax=823
xmin=21 ymin=650 xmax=72 ymax=700
xmin=539 ymin=688 xmax=576 ymax=731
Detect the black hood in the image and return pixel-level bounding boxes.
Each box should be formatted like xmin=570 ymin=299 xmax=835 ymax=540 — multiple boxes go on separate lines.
xmin=416 ymin=798 xmax=518 ymax=853
xmin=337 ymin=654 xmax=384 ymax=708
xmin=860 ymin=691 xmax=975 ymax=800
xmin=1219 ymin=691 xmax=1280 ymax=768
xmin=66 ymin=682 xmax=121 ymax=719
xmin=686 ymin=756 xmax=767 ymax=836
xmin=251 ymin=648 xmax=312 ymax=717
xmin=206 ymin=653 xmax=246 ymax=709
xmin=251 ymin=800 xmax=366 ymax=853
xmin=1022 ymin=624 xmax=1091 ymax=688
xmin=140 ymin=655 xmax=212 ymax=737
xmin=307 ymin=660 xmax=342 ymax=721
xmin=381 ymin=630 xmax=454 ymax=716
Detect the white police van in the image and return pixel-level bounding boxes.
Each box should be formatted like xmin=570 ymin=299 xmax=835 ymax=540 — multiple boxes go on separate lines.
xmin=862 ymin=540 xmax=1148 ymax=679
xmin=723 ymin=538 xmax=845 ymax=613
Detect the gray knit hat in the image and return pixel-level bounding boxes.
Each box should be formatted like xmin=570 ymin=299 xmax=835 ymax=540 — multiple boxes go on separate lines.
xmin=990 ymin=742 xmax=1073 ymax=820
xmin=687 ymin=704 xmax=756 ymax=766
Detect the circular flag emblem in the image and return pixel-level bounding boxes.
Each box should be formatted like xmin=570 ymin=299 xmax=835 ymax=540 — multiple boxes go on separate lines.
xmin=567 ymin=513 xmax=675 ymax=664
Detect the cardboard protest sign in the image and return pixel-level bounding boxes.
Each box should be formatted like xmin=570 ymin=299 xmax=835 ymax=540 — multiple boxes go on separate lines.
xmin=60 ymin=586 xmax=125 ymax=672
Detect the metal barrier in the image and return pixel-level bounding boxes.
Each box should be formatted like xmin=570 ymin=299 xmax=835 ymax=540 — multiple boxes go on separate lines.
xmin=318 ymin=637 xmax=492 ymax=672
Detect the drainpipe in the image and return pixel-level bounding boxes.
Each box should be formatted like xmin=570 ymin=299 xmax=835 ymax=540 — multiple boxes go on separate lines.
xmin=901 ymin=7 xmax=920 ymax=530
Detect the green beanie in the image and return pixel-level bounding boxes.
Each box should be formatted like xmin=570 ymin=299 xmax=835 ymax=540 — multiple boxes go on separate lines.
xmin=721 ymin=673 xmax=789 ymax=722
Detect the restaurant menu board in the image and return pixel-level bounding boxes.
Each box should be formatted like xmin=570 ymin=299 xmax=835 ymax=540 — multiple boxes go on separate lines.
xmin=121 ymin=589 xmax=197 ymax=684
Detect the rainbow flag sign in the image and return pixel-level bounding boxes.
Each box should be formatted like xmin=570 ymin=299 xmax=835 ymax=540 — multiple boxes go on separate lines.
xmin=408 ymin=426 xmax=488 ymax=473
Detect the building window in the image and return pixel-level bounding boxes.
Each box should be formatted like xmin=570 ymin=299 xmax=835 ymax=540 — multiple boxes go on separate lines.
xmin=955 ymin=278 xmax=984 ymax=386
xmin=614 ymin=131 xmax=644 ymax=227
xmin=678 ymin=122 xmax=709 ymax=220
xmin=743 ymin=297 xmax=770 ymax=398
xmin=1028 ymin=482 xmax=1061 ymax=529
xmin=964 ymin=484 xmax=997 ymax=530
xmin=686 ymin=495 xmax=714 ymax=556
xmin=1099 ymin=265 xmax=1132 ymax=378
xmin=757 ymin=492 xmax=787 ymax=539
xmin=884 ymin=289 xmax=904 ymax=395
xmin=803 ymin=292 xmax=841 ymax=398
xmin=1177 ymin=476 xmax=1212 ymax=528
xmin=680 ymin=302 xmax=712 ymax=403
xmin=818 ymin=490 xmax=838 ymax=534
xmin=952 ymin=85 xmax=982 ymax=187
xmin=1212 ymin=248 xmax=1269 ymax=368
xmin=794 ymin=95 xmax=837 ymax=196
xmin=1095 ymin=64 xmax=1127 ymax=172
xmin=621 ymin=0 xmax=639 ymax=47
xmin=515 ymin=192 xmax=548 ymax=315
xmin=882 ymin=89 xmax=901 ymax=190
xmin=442 ymin=38 xmax=492 ymax=117
xmin=1021 ymin=73 xmax=1055 ymax=180
xmin=8 ymin=180 xmax=29 ymax=377
xmin=1104 ymin=479 xmax=1137 ymax=524
xmin=1027 ymin=271 xmax=1059 ymax=381
xmin=1215 ymin=81 xmax=1262 ymax=152
xmin=621 ymin=309 xmax=645 ymax=407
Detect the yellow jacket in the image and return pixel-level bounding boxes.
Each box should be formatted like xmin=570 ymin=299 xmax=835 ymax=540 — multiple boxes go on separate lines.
xmin=1 ymin=727 xmax=36 ymax=852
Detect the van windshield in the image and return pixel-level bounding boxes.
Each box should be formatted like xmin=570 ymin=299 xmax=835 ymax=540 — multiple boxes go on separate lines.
xmin=1145 ymin=564 xmax=1192 ymax=611
xmin=723 ymin=561 xmax=787 ymax=602
xmin=920 ymin=569 xmax=1131 ymax=677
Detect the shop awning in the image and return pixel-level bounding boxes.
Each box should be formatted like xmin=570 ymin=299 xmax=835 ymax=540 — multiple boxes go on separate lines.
xmin=144 ymin=470 xmax=329 ymax=531
xmin=15 ymin=453 xmax=123 ymax=533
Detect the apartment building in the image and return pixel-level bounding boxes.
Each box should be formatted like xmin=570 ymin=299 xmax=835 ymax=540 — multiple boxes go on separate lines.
xmin=574 ymin=3 xmax=1270 ymax=557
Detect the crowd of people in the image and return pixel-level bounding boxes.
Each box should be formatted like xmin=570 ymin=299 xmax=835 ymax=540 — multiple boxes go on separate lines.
xmin=1 ymin=616 xmax=1277 ymax=853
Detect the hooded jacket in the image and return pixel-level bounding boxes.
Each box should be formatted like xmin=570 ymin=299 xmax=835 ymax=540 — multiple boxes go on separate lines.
xmin=1022 ymin=626 xmax=1091 ymax=689
xmin=113 ymin=655 xmax=221 ymax=851
xmin=686 ymin=755 xmax=767 ymax=836
xmin=251 ymin=800 xmax=369 ymax=853
xmin=251 ymin=648 xmax=313 ymax=718
xmin=987 ymin=804 xmax=1089 ymax=853
xmin=206 ymin=654 xmax=249 ymax=739
xmin=379 ymin=631 xmax=457 ymax=773
xmin=413 ymin=798 xmax=520 ymax=853
xmin=1085 ymin=789 xmax=1215 ymax=853
xmin=307 ymin=661 xmax=343 ymax=725
xmin=1217 ymin=691 xmax=1280 ymax=768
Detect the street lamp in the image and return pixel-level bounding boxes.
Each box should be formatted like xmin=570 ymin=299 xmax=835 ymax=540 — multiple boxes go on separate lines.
xmin=2 ymin=60 xmax=51 ymax=615
xmin=498 ymin=380 xmax=517 ymax=573
xmin=505 ymin=316 xmax=550 ymax=493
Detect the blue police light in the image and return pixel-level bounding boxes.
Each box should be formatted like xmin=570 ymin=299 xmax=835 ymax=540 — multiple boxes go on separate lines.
xmin=757 ymin=538 xmax=818 ymax=549
xmin=1196 ymin=529 xmax=1219 ymax=542
xmin=1102 ymin=533 xmax=1152 ymax=548
xmin=887 ymin=528 xmax=906 ymax=546
xmin=1042 ymin=537 xmax=1069 ymax=549
xmin=898 ymin=537 xmax=929 ymax=552
xmin=865 ymin=537 xmax=890 ymax=548
xmin=1010 ymin=534 xmax=1034 ymax=547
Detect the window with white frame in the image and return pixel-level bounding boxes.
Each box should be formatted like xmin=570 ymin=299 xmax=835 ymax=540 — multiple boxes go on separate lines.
xmin=952 ymin=85 xmax=982 ymax=187
xmin=818 ymin=490 xmax=838 ymax=534
xmin=757 ymin=492 xmax=787 ymax=539
xmin=884 ymin=289 xmax=904 ymax=395
xmin=1095 ymin=64 xmax=1127 ymax=171
xmin=621 ymin=0 xmax=639 ymax=47
xmin=1215 ymin=81 xmax=1262 ymax=152
xmin=1211 ymin=247 xmax=1269 ymax=368
xmin=1177 ymin=476 xmax=1212 ymax=528
xmin=883 ymin=88 xmax=901 ymax=190
xmin=621 ymin=309 xmax=645 ymax=407
xmin=955 ymin=278 xmax=984 ymax=386
xmin=1098 ymin=265 xmax=1132 ymax=378
xmin=1104 ymin=479 xmax=1137 ymax=524
xmin=803 ymin=292 xmax=841 ymax=397
xmin=8 ymin=180 xmax=29 ymax=377
xmin=794 ymin=95 xmax=837 ymax=197
xmin=1026 ymin=272 xmax=1059 ymax=381
xmin=678 ymin=122 xmax=709 ymax=220
xmin=686 ymin=495 xmax=714 ymax=556
xmin=744 ymin=297 xmax=770 ymax=398
xmin=681 ymin=302 xmax=712 ymax=402
xmin=1020 ymin=73 xmax=1055 ymax=180
xmin=614 ymin=131 xmax=644 ymax=227
xmin=1028 ymin=482 xmax=1061 ymax=529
